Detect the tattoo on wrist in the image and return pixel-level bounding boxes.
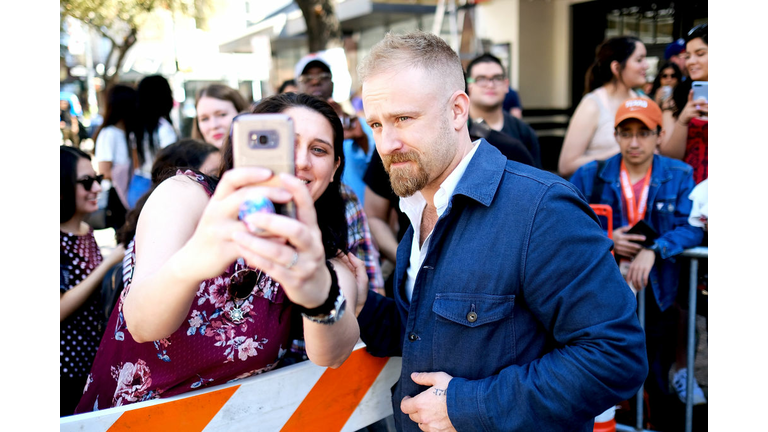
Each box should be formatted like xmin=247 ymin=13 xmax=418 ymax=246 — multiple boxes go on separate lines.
xmin=433 ymin=388 xmax=447 ymax=396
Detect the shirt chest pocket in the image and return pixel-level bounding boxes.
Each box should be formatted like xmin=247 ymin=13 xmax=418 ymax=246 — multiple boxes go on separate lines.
xmin=431 ymin=293 xmax=516 ymax=374
xmin=651 ymin=196 xmax=677 ymax=232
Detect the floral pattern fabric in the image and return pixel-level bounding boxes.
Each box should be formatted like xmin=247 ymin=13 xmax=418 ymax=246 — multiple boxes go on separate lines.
xmin=75 ymin=171 xmax=292 ymax=413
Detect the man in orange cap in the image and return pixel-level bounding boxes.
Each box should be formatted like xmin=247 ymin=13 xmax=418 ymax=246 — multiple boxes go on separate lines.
xmin=569 ymin=97 xmax=706 ymax=422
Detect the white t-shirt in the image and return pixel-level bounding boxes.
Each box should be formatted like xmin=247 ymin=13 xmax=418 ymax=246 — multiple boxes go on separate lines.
xmin=138 ymin=117 xmax=177 ymax=175
xmin=94 ymin=125 xmax=131 ymax=167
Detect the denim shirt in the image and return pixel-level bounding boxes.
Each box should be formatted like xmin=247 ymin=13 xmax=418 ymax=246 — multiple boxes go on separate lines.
xmin=569 ymin=154 xmax=704 ymax=311
xmin=358 ymin=140 xmax=647 ymax=432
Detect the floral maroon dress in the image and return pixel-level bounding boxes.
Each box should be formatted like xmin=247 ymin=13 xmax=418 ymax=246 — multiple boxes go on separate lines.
xmin=75 ymin=171 xmax=292 ymax=413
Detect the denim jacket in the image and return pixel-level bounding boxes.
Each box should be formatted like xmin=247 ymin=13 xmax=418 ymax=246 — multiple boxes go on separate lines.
xmin=569 ymin=154 xmax=704 ymax=311
xmin=358 ymin=141 xmax=647 ymax=431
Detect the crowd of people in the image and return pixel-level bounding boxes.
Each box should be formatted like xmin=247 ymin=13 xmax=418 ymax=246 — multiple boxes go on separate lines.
xmin=61 ymin=24 xmax=708 ymax=431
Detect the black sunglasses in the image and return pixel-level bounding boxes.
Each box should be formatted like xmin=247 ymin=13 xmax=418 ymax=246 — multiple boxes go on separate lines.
xmin=228 ymin=259 xmax=262 ymax=300
xmin=76 ymin=175 xmax=104 ymax=191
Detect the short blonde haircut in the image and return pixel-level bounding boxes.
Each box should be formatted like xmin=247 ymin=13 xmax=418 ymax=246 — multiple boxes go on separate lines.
xmin=358 ymin=31 xmax=465 ymax=98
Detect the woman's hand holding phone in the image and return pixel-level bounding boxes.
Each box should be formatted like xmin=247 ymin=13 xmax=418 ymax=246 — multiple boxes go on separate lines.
xmin=678 ymin=90 xmax=708 ymax=126
xmin=230 ymin=172 xmax=333 ymax=310
xmin=176 ymin=167 xmax=290 ymax=282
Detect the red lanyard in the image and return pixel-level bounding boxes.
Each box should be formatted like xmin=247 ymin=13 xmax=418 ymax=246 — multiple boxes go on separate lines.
xmin=619 ymin=160 xmax=652 ymax=226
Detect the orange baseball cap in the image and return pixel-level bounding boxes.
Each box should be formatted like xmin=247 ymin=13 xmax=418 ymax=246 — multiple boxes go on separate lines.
xmin=614 ymin=98 xmax=663 ymax=130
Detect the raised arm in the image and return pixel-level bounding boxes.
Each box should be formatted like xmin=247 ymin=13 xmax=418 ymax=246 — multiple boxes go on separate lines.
xmin=229 ymin=173 xmax=360 ymax=368
xmin=659 ymin=90 xmax=708 ymax=160
xmin=123 ymin=169 xmax=279 ymax=342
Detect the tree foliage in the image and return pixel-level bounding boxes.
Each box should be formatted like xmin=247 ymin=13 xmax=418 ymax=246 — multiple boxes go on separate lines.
xmin=61 ymin=0 xmax=215 ymax=85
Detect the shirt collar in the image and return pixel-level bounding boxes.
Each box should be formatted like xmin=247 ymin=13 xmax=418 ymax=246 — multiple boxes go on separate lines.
xmin=399 ymin=139 xmax=481 ymax=224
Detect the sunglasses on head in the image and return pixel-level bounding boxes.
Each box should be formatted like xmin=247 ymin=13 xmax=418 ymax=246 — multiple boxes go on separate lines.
xmin=76 ymin=175 xmax=104 ymax=190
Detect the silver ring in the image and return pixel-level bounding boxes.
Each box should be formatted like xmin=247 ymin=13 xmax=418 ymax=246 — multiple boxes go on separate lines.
xmin=285 ymin=251 xmax=299 ymax=269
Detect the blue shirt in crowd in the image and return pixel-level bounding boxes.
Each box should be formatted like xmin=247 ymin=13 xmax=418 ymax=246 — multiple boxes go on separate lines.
xmin=341 ymin=118 xmax=376 ymax=206
xmin=569 ymin=153 xmax=704 ymax=311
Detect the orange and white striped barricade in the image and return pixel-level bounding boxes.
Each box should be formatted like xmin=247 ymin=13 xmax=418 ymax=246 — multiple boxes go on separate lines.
xmin=61 ymin=343 xmax=401 ymax=432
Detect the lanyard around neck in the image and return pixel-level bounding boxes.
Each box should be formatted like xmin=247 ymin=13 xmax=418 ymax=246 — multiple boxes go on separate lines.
xmin=619 ymin=159 xmax=652 ymax=226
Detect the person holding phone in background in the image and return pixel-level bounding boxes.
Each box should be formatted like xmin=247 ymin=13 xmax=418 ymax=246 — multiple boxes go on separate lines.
xmin=75 ymin=93 xmax=361 ymax=413
xmin=660 ymin=24 xmax=708 ymax=185
xmin=569 ymin=98 xmax=705 ymax=426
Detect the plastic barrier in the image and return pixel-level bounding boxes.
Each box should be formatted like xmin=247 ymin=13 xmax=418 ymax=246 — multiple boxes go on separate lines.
xmin=61 ymin=343 xmax=401 ymax=432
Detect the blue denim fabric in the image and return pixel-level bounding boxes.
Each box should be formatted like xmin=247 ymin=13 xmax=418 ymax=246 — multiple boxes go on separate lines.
xmin=341 ymin=119 xmax=376 ymax=206
xmin=357 ymin=140 xmax=647 ymax=432
xmin=569 ymin=154 xmax=704 ymax=311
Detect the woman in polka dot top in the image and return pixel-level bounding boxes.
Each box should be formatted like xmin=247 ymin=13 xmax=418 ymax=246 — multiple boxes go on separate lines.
xmin=60 ymin=146 xmax=125 ymax=416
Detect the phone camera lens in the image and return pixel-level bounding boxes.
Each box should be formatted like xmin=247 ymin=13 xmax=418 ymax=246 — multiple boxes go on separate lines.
xmin=259 ymin=135 xmax=268 ymax=145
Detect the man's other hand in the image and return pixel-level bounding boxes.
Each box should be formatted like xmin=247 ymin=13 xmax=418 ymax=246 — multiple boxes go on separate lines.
xmin=401 ymin=371 xmax=456 ymax=431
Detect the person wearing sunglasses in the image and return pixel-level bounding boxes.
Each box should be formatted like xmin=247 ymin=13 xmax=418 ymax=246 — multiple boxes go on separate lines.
xmin=648 ymin=61 xmax=683 ymax=108
xmin=75 ymin=93 xmax=362 ymax=413
xmin=60 ymin=146 xmax=126 ymax=416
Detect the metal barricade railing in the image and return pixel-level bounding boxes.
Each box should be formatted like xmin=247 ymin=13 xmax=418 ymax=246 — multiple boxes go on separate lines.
xmin=617 ymin=246 xmax=708 ymax=432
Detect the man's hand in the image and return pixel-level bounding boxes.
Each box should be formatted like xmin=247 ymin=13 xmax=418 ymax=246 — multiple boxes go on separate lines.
xmin=627 ymin=249 xmax=655 ymax=291
xmin=337 ymin=252 xmax=369 ymax=316
xmin=613 ymin=226 xmax=645 ymax=258
xmin=400 ymin=372 xmax=456 ymax=431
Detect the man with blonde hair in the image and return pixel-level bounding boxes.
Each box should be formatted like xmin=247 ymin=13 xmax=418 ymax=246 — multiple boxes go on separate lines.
xmin=354 ymin=31 xmax=647 ymax=431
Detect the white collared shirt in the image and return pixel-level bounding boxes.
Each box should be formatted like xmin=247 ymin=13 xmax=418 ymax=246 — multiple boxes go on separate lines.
xmin=399 ymin=140 xmax=481 ymax=301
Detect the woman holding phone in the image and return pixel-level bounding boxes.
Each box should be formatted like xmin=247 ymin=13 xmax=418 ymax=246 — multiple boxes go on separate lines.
xmin=660 ymin=24 xmax=708 ymax=185
xmin=75 ymin=93 xmax=362 ymax=412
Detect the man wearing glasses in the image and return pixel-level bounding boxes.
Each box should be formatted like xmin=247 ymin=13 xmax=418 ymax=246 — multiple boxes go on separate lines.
xmin=569 ymin=98 xmax=704 ymax=415
xmin=465 ymin=53 xmax=542 ymax=168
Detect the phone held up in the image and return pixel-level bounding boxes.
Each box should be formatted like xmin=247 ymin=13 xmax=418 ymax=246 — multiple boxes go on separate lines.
xmin=231 ymin=113 xmax=297 ymax=219
xmin=692 ymin=81 xmax=708 ymax=103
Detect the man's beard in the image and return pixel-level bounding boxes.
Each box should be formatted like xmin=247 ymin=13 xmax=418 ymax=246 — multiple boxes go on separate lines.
xmin=381 ymin=116 xmax=455 ymax=197
xmin=382 ymin=151 xmax=430 ymax=197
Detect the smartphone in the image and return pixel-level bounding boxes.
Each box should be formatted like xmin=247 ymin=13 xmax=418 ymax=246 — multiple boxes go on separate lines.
xmin=692 ymin=81 xmax=708 ymax=103
xmin=231 ymin=113 xmax=296 ymax=218
xmin=626 ymin=220 xmax=659 ymax=247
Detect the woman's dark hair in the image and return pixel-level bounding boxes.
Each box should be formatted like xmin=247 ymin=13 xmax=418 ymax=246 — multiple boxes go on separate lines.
xmin=219 ymin=92 xmax=348 ymax=259
xmin=685 ymin=23 xmax=708 ymax=45
xmin=649 ymin=61 xmax=683 ymax=101
xmin=585 ymin=36 xmax=643 ymax=94
xmin=135 ymin=75 xmax=175 ymax=167
xmin=191 ymin=84 xmax=250 ymax=142
xmin=93 ymin=84 xmax=138 ymax=150
xmin=116 ymin=139 xmax=220 ymax=246
xmin=61 ymin=146 xmax=92 ymax=223
xmin=278 ymin=79 xmax=297 ymax=94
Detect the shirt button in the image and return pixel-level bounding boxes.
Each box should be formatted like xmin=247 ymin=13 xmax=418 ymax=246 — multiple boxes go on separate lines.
xmin=408 ymin=333 xmax=418 ymax=342
xmin=467 ymin=312 xmax=478 ymax=323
